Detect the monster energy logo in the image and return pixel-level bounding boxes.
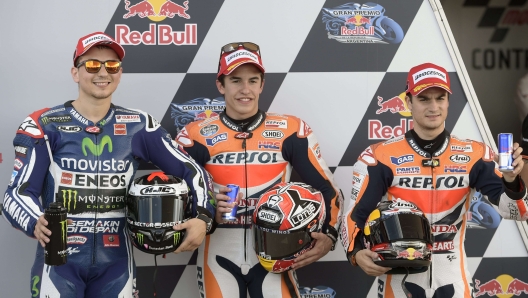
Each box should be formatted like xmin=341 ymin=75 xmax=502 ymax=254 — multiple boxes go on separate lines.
xmin=61 ymin=219 xmax=68 ymax=243
xmin=42 ymin=115 xmax=72 ymax=125
xmin=61 ymin=189 xmax=77 ymax=211
xmin=174 ymin=231 xmax=181 ymax=245
xmin=82 ymin=135 xmax=113 ymax=156
xmin=137 ymin=233 xmax=144 ymax=245
xmin=208 ymin=191 xmax=216 ymax=207
xmin=31 ymin=276 xmax=40 ymax=297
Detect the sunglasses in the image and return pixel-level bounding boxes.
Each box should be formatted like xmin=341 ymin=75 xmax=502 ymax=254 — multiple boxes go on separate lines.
xmin=77 ymin=59 xmax=122 ymax=74
xmin=220 ymin=42 xmax=260 ymax=55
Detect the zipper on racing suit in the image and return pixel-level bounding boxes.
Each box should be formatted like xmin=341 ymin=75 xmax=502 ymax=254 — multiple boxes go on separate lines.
xmin=430 ymin=162 xmax=437 ymax=289
xmin=242 ymin=138 xmax=248 ymax=263
xmin=92 ymin=129 xmax=100 ymax=265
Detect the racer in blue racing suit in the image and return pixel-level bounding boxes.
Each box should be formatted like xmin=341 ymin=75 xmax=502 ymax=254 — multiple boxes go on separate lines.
xmin=2 ymin=32 xmax=215 ymax=298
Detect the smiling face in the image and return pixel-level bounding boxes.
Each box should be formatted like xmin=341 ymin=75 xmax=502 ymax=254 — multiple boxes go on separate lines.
xmin=216 ymin=63 xmax=264 ymax=120
xmin=71 ymin=46 xmax=122 ymax=102
xmin=406 ymin=87 xmax=449 ymax=140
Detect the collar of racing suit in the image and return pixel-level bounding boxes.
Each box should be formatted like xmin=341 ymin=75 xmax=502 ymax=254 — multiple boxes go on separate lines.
xmin=405 ymin=129 xmax=450 ymax=158
xmin=219 ymin=110 xmax=266 ymax=132
xmin=64 ymin=100 xmax=117 ymax=126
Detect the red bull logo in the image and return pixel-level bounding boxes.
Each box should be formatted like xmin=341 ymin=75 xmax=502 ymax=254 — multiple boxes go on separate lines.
xmin=117 ymin=0 xmax=195 ymax=46
xmin=395 ymin=248 xmax=423 ymax=260
xmin=344 ymin=15 xmax=371 ymax=26
xmin=475 ymin=275 xmax=528 ymax=297
xmin=376 ymin=95 xmax=410 ymax=114
xmin=123 ymin=0 xmax=189 ymax=19
xmin=195 ymin=111 xmax=218 ymax=120
xmin=368 ymin=118 xmax=413 ymax=140
xmin=341 ymin=26 xmax=374 ymax=36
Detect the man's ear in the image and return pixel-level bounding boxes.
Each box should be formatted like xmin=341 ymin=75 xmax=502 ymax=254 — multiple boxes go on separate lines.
xmin=71 ymin=66 xmax=80 ymax=83
xmin=216 ymin=80 xmax=225 ymax=95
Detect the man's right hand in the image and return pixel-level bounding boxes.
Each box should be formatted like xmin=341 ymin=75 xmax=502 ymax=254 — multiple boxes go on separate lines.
xmin=34 ymin=215 xmax=50 ymax=248
xmin=34 ymin=215 xmax=72 ymax=248
xmin=354 ymin=249 xmax=391 ymax=276
xmin=214 ymin=186 xmax=243 ymax=223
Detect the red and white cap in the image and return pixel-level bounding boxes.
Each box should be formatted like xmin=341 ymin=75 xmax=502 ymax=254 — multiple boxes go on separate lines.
xmin=405 ymin=63 xmax=452 ymax=96
xmin=217 ymin=47 xmax=265 ymax=78
xmin=73 ymin=32 xmax=125 ymax=65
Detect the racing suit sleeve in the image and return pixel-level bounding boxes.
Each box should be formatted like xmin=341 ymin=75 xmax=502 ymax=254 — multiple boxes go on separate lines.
xmin=174 ymin=127 xmax=211 ymax=166
xmin=282 ymin=120 xmax=341 ymax=243
xmin=340 ymin=145 xmax=394 ymax=259
xmin=470 ymin=143 xmax=528 ymax=220
xmin=3 ymin=109 xmax=51 ymax=237
xmin=131 ymin=113 xmax=215 ymax=218
xmin=174 ymin=126 xmax=222 ymax=234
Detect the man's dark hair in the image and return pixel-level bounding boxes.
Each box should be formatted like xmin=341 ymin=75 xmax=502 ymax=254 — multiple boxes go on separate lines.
xmin=217 ymin=72 xmax=265 ymax=87
xmin=406 ymin=91 xmax=450 ymax=103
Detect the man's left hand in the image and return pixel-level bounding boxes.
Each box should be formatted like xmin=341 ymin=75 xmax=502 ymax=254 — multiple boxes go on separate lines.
xmin=503 ymin=142 xmax=524 ymax=182
xmin=172 ymin=218 xmax=206 ymax=253
xmin=291 ymin=232 xmax=333 ymax=270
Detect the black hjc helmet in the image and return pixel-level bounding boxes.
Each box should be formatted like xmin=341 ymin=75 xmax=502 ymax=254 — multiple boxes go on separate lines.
xmin=126 ymin=172 xmax=191 ymax=254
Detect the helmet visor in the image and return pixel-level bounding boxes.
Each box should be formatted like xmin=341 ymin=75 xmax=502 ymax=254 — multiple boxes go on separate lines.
xmin=370 ymin=213 xmax=432 ymax=245
xmin=253 ymin=225 xmax=312 ymax=259
xmin=128 ymin=194 xmax=188 ymax=225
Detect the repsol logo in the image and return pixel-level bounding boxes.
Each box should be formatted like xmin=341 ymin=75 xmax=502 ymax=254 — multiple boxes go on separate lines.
xmin=197 ymin=266 xmax=205 ymax=297
xmin=397 ymin=176 xmax=466 ymax=189
xmin=211 ymin=152 xmax=279 ymax=164
xmin=408 ymin=139 xmax=428 ymax=157
xmin=139 ymin=186 xmax=176 ymax=195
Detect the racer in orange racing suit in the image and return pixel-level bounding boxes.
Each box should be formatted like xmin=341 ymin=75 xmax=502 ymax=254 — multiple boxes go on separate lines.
xmin=341 ymin=130 xmax=528 ymax=297
xmin=176 ymin=110 xmax=341 ymax=298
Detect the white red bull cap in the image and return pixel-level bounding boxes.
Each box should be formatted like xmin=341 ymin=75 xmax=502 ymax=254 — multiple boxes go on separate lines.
xmin=73 ymin=32 xmax=125 ymax=66
xmin=405 ymin=63 xmax=452 ymax=96
xmin=217 ymin=47 xmax=265 ymax=78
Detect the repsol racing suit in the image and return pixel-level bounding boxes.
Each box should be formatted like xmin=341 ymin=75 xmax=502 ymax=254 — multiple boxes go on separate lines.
xmin=176 ymin=110 xmax=341 ymax=298
xmin=2 ymin=101 xmax=215 ymax=298
xmin=341 ymin=130 xmax=527 ymax=298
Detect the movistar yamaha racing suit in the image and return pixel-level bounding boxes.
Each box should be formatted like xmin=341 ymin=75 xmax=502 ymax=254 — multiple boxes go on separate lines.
xmin=2 ymin=101 xmax=215 ymax=298
xmin=341 ymin=130 xmax=527 ymax=297
xmin=176 ymin=110 xmax=341 ymax=298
